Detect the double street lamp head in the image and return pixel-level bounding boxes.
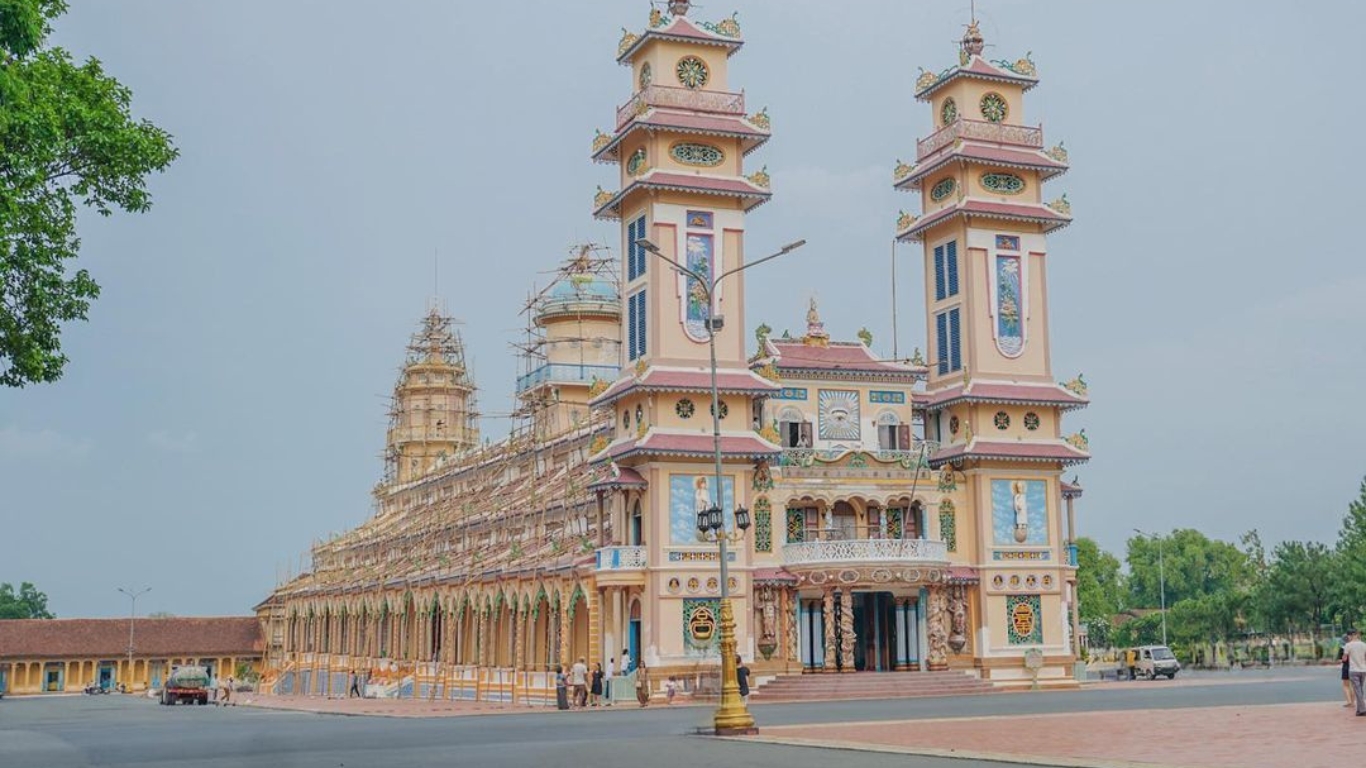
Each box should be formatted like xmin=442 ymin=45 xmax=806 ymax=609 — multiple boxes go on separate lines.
xmin=696 ymin=506 xmax=751 ymax=534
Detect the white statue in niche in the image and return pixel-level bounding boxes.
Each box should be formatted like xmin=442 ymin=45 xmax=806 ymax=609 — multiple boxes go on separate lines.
xmin=693 ymin=477 xmax=710 ymax=514
xmin=1012 ymin=481 xmax=1029 ymax=543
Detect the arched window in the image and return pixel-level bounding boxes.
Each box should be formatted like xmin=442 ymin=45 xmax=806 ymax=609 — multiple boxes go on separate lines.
xmin=630 ymin=499 xmax=643 ymax=546
xmin=878 ymin=411 xmax=911 ymax=450
xmin=778 ymin=407 xmax=811 ymax=448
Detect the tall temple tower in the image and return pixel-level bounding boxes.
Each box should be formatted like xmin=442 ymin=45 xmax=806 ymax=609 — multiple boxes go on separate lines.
xmin=383 ymin=308 xmax=480 ymax=487
xmin=896 ymin=22 xmax=1090 ymax=667
xmin=587 ymin=0 xmax=780 ymax=668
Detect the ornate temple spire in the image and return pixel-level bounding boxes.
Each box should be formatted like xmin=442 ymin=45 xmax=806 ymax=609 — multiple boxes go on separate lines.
xmin=961 ymin=18 xmax=985 ymax=57
xmin=667 ymin=0 xmax=691 ymax=16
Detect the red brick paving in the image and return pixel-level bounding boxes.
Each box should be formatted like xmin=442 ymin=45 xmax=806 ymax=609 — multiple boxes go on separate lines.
xmin=756 ymin=701 xmax=1362 ymax=768
xmin=242 ymin=693 xmax=689 ymax=718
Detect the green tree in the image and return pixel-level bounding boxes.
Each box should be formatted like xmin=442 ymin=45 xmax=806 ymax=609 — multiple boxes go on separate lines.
xmin=1126 ymin=529 xmax=1252 ymax=608
xmin=1259 ymin=540 xmax=1335 ymax=652
xmin=1334 ymin=477 xmax=1366 ymax=626
xmin=1074 ymin=537 xmax=1124 ymax=649
xmin=1 ymin=0 xmax=178 ymax=386
xmin=0 ymin=581 xmax=54 ymax=618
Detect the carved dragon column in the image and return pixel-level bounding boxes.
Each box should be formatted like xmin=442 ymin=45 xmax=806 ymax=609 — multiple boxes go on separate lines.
xmin=947 ymin=585 xmax=969 ymax=656
xmin=558 ymin=597 xmax=571 ymax=670
xmin=822 ymin=588 xmax=837 ymax=673
xmin=926 ymin=584 xmax=949 ymax=671
xmin=784 ymin=589 xmax=800 ymax=666
xmin=838 ymin=589 xmax=857 ymax=672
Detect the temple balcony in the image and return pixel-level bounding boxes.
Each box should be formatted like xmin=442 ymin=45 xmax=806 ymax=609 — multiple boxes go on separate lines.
xmin=616 ymin=84 xmax=745 ymax=129
xmin=594 ymin=545 xmax=647 ymax=586
xmin=916 ymin=117 xmax=1043 ymax=161
xmin=516 ymin=363 xmax=620 ymax=394
xmin=776 ymin=442 xmax=939 ymax=479
xmin=781 ymin=537 xmax=950 ymax=579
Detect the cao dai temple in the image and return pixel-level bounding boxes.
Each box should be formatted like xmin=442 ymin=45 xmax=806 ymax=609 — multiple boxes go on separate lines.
xmin=260 ymin=3 xmax=1091 ymax=701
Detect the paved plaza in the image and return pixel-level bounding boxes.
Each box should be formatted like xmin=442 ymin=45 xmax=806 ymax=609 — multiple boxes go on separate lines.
xmin=0 ymin=669 xmax=1350 ymax=768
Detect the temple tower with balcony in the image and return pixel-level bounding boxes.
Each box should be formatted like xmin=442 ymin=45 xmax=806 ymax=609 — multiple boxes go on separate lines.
xmin=382 ymin=307 xmax=480 ymax=487
xmin=587 ymin=0 xmax=781 ymax=671
xmin=895 ymin=21 xmax=1090 ymax=679
xmin=516 ymin=246 xmax=622 ymax=441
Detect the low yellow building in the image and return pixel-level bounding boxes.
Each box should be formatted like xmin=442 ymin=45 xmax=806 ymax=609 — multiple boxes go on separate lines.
xmin=0 ymin=617 xmax=262 ymax=695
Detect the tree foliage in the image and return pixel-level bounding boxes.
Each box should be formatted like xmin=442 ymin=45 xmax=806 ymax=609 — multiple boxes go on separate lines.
xmin=1126 ymin=528 xmax=1252 ymax=609
xmin=1074 ymin=536 xmax=1124 ymax=649
xmin=0 ymin=580 xmax=53 ymax=618
xmin=1334 ymin=477 xmax=1366 ymax=626
xmin=1 ymin=0 xmax=178 ymax=386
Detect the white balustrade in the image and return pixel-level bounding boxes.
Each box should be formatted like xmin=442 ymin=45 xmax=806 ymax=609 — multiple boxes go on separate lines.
xmin=781 ymin=538 xmax=949 ymax=567
xmin=916 ymin=117 xmax=1044 ymax=160
xmin=595 ymin=545 xmax=648 ymax=571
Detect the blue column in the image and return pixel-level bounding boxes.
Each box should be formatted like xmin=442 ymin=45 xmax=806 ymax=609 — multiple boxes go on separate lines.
xmin=894 ymin=600 xmax=909 ymax=668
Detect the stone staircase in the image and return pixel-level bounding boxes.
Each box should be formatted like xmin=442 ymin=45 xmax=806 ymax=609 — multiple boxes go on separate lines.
xmin=749 ymin=670 xmax=995 ymax=702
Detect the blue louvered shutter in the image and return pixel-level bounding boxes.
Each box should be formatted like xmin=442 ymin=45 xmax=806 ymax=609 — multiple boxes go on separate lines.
xmin=626 ymin=218 xmax=643 ymax=281
xmin=936 ymin=312 xmax=949 ymax=375
xmin=933 ymin=245 xmax=946 ymax=301
xmin=635 ymin=289 xmax=647 ymax=358
xmin=635 ymin=217 xmax=647 ymax=278
xmin=949 ymin=308 xmax=962 ymax=372
xmin=627 ymin=292 xmax=639 ymax=360
xmin=946 ymin=240 xmax=959 ymax=297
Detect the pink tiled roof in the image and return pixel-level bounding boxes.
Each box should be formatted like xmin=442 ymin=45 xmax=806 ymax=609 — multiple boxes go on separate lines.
xmin=595 ymin=111 xmax=769 ymax=162
xmin=899 ymin=143 xmax=1068 ymax=188
xmin=921 ymin=381 xmax=1088 ymax=411
xmin=762 ymin=340 xmax=926 ymax=379
xmin=1061 ymin=479 xmax=1084 ymax=498
xmin=753 ymin=567 xmax=798 ymax=584
xmin=915 ymin=55 xmax=1038 ymax=100
xmin=946 ymin=566 xmax=980 ymax=584
xmin=594 ymin=171 xmax=770 ymax=219
xmin=929 ymin=440 xmax=1089 ymax=467
xmin=599 ymin=432 xmax=780 ymax=462
xmin=898 ymin=198 xmax=1070 ymax=241
xmin=617 ymin=17 xmax=744 ymax=64
xmin=0 ymin=617 xmax=262 ymax=659
xmin=587 ymin=464 xmax=648 ymax=491
xmin=590 ymin=366 xmax=779 ymax=407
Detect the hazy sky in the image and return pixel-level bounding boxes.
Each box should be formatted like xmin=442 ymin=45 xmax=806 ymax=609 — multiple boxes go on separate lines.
xmin=3 ymin=1 xmax=1362 ymax=618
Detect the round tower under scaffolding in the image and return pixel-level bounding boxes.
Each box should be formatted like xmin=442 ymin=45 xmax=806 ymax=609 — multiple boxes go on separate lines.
xmin=384 ymin=307 xmax=480 ymax=486
xmin=515 ymin=245 xmax=622 ymax=441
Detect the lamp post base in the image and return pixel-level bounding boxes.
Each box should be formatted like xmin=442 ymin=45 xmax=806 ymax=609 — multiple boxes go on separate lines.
xmin=712 ymin=598 xmax=758 ymax=736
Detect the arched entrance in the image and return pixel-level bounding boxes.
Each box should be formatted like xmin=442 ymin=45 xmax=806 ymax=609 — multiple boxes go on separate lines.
xmin=569 ymin=588 xmax=589 ymax=664
xmin=627 ymin=598 xmax=642 ymax=670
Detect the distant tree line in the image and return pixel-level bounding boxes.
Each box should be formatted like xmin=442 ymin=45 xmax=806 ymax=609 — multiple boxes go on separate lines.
xmin=1076 ymin=476 xmax=1366 ymax=662
xmin=0 ymin=582 xmax=54 ymax=619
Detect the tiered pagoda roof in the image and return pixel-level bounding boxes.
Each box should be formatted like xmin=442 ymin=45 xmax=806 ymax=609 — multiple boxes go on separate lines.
xmin=588 ymin=364 xmax=778 ymax=408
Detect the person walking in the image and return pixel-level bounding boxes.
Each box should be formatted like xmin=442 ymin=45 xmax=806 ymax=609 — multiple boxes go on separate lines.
xmin=555 ymin=666 xmax=570 ymax=711
xmin=348 ymin=669 xmax=361 ymax=699
xmin=1344 ymin=629 xmax=1366 ymax=716
xmin=634 ymin=662 xmax=650 ymax=707
xmin=1341 ymin=637 xmax=1356 ymax=708
xmin=605 ymin=657 xmax=616 ymax=706
xmin=571 ymin=657 xmax=589 ymax=709
xmin=589 ymin=663 xmax=604 ymax=707
xmin=621 ymin=648 xmax=632 ymax=674
xmin=1125 ymin=648 xmax=1137 ymax=681
xmin=736 ymin=656 xmax=751 ymax=704
xmin=221 ymin=677 xmax=234 ymax=707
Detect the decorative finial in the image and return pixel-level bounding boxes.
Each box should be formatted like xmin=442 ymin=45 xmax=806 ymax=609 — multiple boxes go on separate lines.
xmin=668 ymin=0 xmax=691 ymax=16
xmin=803 ymin=297 xmax=829 ymax=347
xmin=910 ymin=347 xmax=926 ymax=366
xmin=754 ymin=322 xmax=772 ymax=355
xmin=857 ymin=327 xmax=873 ymax=348
xmin=961 ymin=15 xmax=985 ymax=57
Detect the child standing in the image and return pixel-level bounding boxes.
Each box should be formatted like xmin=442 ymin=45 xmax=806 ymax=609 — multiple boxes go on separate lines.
xmin=664 ymin=675 xmax=677 ymax=705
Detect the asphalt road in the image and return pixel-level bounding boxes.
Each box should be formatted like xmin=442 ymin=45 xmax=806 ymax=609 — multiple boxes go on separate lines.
xmin=0 ymin=668 xmax=1338 ymax=768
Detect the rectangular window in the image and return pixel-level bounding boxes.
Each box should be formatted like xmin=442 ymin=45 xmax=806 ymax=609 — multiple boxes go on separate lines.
xmin=945 ymin=240 xmax=959 ymax=297
xmin=934 ymin=244 xmax=946 ymax=301
xmin=626 ymin=216 xmax=647 ymax=281
xmin=936 ymin=308 xmax=962 ymax=374
xmin=627 ymin=289 xmax=647 ymax=360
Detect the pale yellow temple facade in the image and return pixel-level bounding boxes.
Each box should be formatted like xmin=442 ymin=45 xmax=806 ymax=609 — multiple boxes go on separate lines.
xmin=260 ymin=4 xmax=1090 ymax=701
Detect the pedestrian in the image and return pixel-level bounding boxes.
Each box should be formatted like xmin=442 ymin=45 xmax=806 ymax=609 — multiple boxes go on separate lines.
xmin=1340 ymin=637 xmax=1356 ymax=708
xmin=605 ymin=657 xmax=616 ymax=705
xmin=590 ymin=663 xmax=604 ymax=707
xmin=348 ymin=669 xmax=361 ymax=699
xmin=210 ymin=674 xmax=219 ymax=704
xmin=1125 ymin=648 xmax=1137 ymax=681
xmin=1344 ymin=629 xmax=1366 ymax=717
xmin=634 ymin=662 xmax=650 ymax=707
xmin=555 ymin=665 xmax=569 ymax=711
xmin=621 ymin=648 xmax=632 ymax=674
xmin=665 ymin=675 xmax=677 ymax=705
xmin=735 ymin=655 xmax=751 ymax=704
xmin=571 ymin=657 xmax=588 ymax=708
xmin=221 ymin=677 xmax=234 ymax=707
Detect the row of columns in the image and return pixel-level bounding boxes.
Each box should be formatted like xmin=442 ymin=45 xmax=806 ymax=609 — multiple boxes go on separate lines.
xmin=1 ymin=656 xmax=252 ymax=694
xmin=814 ymin=585 xmax=946 ymax=672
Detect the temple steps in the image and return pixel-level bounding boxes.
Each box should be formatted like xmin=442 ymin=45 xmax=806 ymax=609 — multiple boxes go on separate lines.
xmin=749 ymin=670 xmax=995 ymax=702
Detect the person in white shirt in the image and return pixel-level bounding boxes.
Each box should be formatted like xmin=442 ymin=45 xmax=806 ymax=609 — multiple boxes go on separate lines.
xmin=621 ymin=649 xmax=632 ymax=673
xmin=571 ymin=658 xmax=588 ymax=709
xmin=1345 ymin=629 xmax=1366 ymax=716
xmin=605 ymin=657 xmax=616 ymax=705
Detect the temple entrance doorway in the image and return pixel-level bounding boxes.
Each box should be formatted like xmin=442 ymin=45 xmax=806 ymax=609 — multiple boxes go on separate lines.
xmin=852 ymin=592 xmax=897 ymax=671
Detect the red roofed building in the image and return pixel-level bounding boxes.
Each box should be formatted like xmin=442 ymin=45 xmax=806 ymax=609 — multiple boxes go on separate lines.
xmin=0 ymin=617 xmax=263 ymax=695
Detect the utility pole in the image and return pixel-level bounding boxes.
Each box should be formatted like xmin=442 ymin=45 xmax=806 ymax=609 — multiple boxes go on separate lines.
xmin=117 ymin=587 xmax=151 ymax=691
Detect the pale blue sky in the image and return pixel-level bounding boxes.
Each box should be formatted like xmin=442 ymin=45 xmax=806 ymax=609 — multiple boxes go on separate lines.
xmin=3 ymin=1 xmax=1362 ymax=617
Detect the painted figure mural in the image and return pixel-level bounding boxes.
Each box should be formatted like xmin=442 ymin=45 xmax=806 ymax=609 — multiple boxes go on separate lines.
xmin=670 ymin=475 xmax=735 ymax=544
xmin=995 ymin=254 xmax=1023 ymax=356
xmin=683 ymin=231 xmax=714 ymax=341
xmin=992 ymin=479 xmax=1048 ymax=545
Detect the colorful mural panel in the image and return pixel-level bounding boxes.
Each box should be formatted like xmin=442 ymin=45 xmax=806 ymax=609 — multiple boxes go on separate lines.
xmin=868 ymin=390 xmax=906 ymax=404
xmin=683 ymin=233 xmax=714 ymax=342
xmin=772 ymin=387 xmax=808 ymax=400
xmin=995 ymin=255 xmax=1024 ymax=357
xmin=1006 ymin=595 xmax=1043 ymax=644
xmin=817 ymin=389 xmax=860 ymax=440
xmin=669 ymin=475 xmax=735 ymax=545
xmin=683 ymin=598 xmax=721 ymax=656
xmin=991 ymin=479 xmax=1047 ymax=545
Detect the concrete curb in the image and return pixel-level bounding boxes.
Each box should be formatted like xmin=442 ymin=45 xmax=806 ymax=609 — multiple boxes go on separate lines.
xmin=724 ymin=734 xmax=1219 ymax=768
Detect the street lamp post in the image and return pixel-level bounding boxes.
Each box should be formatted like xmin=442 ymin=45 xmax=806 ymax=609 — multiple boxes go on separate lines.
xmin=1132 ymin=530 xmax=1167 ymax=646
xmin=637 ymin=236 xmax=805 ymax=735
xmin=117 ymin=587 xmax=151 ymax=692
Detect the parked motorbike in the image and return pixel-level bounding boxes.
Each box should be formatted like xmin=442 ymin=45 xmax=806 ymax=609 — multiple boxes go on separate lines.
xmin=83 ymin=683 xmax=109 ymax=695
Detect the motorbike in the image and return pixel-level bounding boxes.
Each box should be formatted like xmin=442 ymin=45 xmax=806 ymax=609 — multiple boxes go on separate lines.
xmin=83 ymin=683 xmax=109 ymax=695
